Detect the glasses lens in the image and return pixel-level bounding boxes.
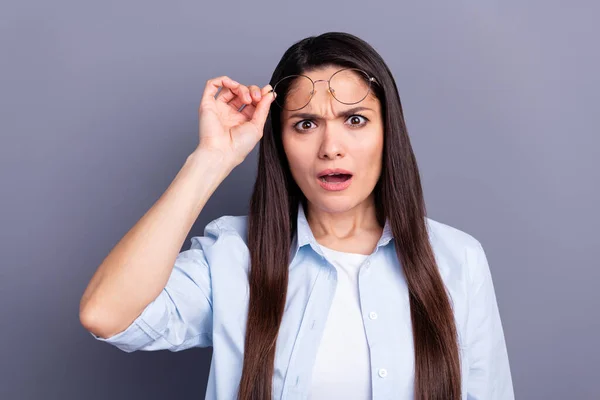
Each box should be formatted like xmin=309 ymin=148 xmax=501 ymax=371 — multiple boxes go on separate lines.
xmin=329 ymin=68 xmax=372 ymax=105
xmin=273 ymin=75 xmax=314 ymax=111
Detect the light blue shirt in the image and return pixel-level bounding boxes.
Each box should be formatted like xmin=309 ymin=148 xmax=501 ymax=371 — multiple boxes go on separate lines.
xmin=90 ymin=203 xmax=515 ymax=399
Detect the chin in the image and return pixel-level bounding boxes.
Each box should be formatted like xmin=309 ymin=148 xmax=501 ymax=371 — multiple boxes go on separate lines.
xmin=306 ymin=194 xmax=359 ymax=214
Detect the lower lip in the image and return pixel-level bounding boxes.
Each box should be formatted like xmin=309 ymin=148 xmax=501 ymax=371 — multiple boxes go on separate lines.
xmin=317 ymin=176 xmax=353 ymax=191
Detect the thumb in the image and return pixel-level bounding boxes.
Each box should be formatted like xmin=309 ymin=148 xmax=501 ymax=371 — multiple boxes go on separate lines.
xmin=250 ymin=87 xmax=276 ymax=128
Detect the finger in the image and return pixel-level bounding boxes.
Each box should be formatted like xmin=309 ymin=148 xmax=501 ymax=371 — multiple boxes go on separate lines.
xmin=215 ymin=86 xmax=234 ymax=103
xmin=239 ymin=85 xmax=272 ymax=119
xmin=239 ymin=102 xmax=255 ymax=119
xmin=229 ymin=82 xmax=264 ymax=113
xmin=227 ymin=94 xmax=248 ymax=112
xmin=248 ymin=85 xmax=263 ymax=104
xmin=236 ymin=84 xmax=253 ymax=104
xmin=201 ymin=76 xmax=238 ymax=105
xmin=250 ymin=85 xmax=276 ymax=127
xmin=220 ymin=83 xmax=253 ymax=106
xmin=217 ymin=86 xmax=242 ymax=106
xmin=260 ymin=84 xmax=273 ymax=98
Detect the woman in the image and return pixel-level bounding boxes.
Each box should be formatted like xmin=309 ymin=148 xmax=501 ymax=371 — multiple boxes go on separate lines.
xmin=80 ymin=32 xmax=514 ymax=400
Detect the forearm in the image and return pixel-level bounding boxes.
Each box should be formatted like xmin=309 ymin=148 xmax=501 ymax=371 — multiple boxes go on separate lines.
xmin=79 ymin=149 xmax=232 ymax=338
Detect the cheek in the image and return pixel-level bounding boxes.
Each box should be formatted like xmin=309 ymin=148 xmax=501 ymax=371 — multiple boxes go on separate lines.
xmin=352 ymin=140 xmax=383 ymax=181
xmin=353 ymin=136 xmax=383 ymax=162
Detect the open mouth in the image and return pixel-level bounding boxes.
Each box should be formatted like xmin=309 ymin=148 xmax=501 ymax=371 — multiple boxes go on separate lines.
xmin=319 ymin=173 xmax=352 ymax=183
xmin=317 ymin=169 xmax=354 ymax=191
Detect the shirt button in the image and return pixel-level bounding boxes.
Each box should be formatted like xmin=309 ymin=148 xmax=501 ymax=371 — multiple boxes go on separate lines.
xmin=369 ymin=311 xmax=378 ymax=320
xmin=378 ymin=368 xmax=388 ymax=378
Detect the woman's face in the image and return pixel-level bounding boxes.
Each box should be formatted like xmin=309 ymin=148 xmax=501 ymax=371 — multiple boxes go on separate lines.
xmin=281 ymin=65 xmax=384 ymax=214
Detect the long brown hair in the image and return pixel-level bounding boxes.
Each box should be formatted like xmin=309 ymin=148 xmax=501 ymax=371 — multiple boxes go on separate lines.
xmin=238 ymin=32 xmax=461 ymax=400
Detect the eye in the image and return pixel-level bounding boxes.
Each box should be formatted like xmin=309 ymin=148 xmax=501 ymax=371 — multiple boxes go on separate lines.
xmin=292 ymin=114 xmax=370 ymax=133
xmin=293 ymin=120 xmax=317 ymax=132
xmin=346 ymin=114 xmax=369 ymax=127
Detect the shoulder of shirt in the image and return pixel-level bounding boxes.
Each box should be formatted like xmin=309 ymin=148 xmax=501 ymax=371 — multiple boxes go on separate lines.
xmin=425 ymin=216 xmax=482 ymax=251
xmin=424 ymin=216 xmax=487 ymax=281
xmin=202 ymin=214 xmax=249 ymax=242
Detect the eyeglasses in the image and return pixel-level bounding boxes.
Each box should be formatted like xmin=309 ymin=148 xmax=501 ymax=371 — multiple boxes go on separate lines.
xmin=268 ymin=67 xmax=378 ymax=111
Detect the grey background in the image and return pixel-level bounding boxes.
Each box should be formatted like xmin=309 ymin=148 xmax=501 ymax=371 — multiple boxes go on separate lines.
xmin=1 ymin=0 xmax=598 ymax=399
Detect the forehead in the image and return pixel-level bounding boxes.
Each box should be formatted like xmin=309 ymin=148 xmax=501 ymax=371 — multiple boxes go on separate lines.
xmin=297 ymin=65 xmax=368 ymax=84
xmin=281 ymin=66 xmax=380 ymax=118
xmin=302 ymin=65 xmax=350 ymax=80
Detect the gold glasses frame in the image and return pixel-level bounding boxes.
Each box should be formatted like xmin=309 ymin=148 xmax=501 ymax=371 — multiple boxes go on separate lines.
xmin=267 ymin=67 xmax=378 ymax=111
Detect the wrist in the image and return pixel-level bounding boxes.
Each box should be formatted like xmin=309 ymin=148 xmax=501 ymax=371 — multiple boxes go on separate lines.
xmin=187 ymin=148 xmax=235 ymax=175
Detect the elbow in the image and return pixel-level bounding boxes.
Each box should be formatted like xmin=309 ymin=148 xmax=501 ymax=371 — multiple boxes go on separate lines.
xmin=79 ymin=308 xmax=102 ymax=338
xmin=79 ymin=305 xmax=113 ymax=339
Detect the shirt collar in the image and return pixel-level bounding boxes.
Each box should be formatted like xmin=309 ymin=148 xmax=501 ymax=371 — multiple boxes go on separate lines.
xmin=289 ymin=202 xmax=394 ymax=264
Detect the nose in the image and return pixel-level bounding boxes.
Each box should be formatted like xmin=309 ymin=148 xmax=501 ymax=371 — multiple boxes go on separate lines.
xmin=318 ymin=126 xmax=345 ymax=160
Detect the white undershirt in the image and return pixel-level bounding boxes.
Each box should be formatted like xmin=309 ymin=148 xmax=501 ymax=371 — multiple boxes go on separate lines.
xmin=308 ymin=245 xmax=373 ymax=399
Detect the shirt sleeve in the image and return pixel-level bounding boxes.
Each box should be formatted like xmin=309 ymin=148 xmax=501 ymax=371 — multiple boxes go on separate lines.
xmin=466 ymin=242 xmax=515 ymax=400
xmin=89 ymin=222 xmax=219 ymax=353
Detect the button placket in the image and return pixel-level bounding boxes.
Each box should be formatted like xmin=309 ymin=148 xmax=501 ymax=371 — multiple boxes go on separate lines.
xmin=281 ymin=264 xmax=332 ymax=395
xmin=359 ymin=258 xmax=371 ymax=276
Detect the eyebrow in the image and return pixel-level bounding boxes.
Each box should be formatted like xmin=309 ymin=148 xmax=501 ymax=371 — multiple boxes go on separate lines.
xmin=287 ymin=106 xmax=374 ymax=120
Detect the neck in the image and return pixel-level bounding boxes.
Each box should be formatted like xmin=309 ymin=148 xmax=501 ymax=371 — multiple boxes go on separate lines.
xmin=305 ymin=194 xmax=382 ymax=242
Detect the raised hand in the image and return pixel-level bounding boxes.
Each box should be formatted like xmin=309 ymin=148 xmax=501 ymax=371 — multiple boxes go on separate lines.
xmin=196 ymin=76 xmax=276 ymax=168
